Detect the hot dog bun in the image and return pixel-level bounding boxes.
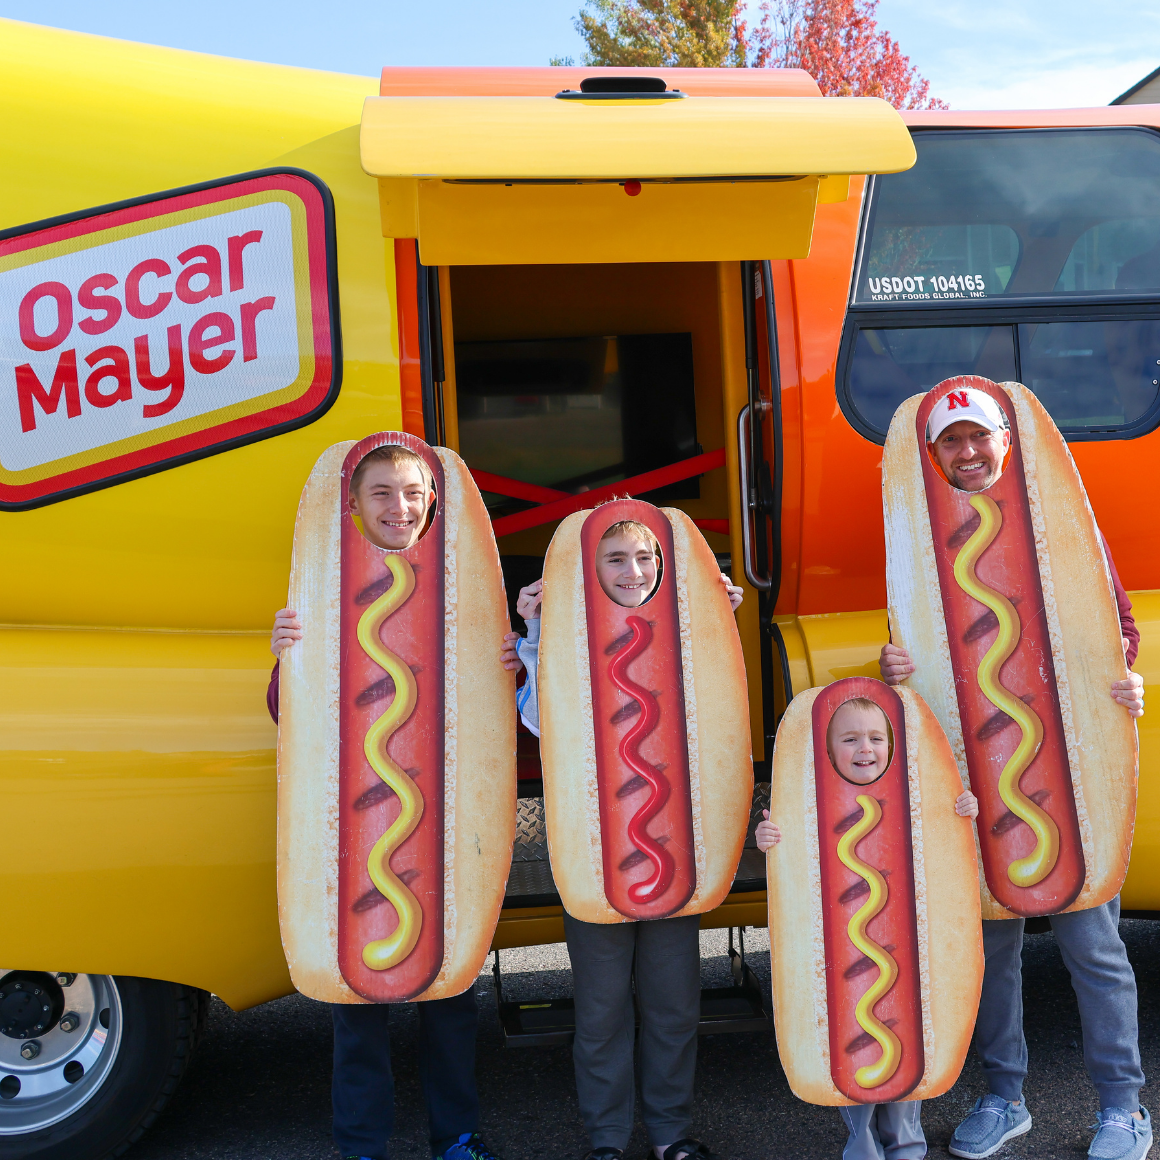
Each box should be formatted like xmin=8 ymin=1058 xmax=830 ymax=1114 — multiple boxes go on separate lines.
xmin=539 ymin=499 xmax=752 ymax=924
xmin=277 ymin=433 xmax=516 ymax=1002
xmin=767 ymin=679 xmax=982 ymax=1105
xmin=883 ymin=378 xmax=1137 ymax=919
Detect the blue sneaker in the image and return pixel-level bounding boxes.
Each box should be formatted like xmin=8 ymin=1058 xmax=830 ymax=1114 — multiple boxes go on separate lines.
xmin=1089 ymin=1107 xmax=1153 ymax=1160
xmin=437 ymin=1133 xmax=504 ymax=1160
xmin=949 ymin=1095 xmax=1032 ymax=1158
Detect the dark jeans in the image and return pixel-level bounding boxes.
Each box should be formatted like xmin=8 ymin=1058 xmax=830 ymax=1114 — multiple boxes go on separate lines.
xmin=331 ymin=987 xmax=479 ymax=1160
xmin=975 ymin=897 xmax=1143 ymax=1112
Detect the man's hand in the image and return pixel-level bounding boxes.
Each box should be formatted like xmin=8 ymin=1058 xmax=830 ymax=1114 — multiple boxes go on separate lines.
xmin=720 ymin=573 xmax=744 ymax=612
xmin=1112 ymin=671 xmax=1145 ymax=718
xmin=879 ymin=642 xmax=915 ymax=686
xmin=270 ymin=608 xmax=302 ymax=659
xmin=516 ymin=578 xmax=543 ymax=622
xmin=501 ymin=631 xmax=524 ymax=674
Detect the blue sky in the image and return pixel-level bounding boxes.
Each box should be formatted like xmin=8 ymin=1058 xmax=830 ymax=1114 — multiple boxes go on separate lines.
xmin=1 ymin=0 xmax=1158 ymax=109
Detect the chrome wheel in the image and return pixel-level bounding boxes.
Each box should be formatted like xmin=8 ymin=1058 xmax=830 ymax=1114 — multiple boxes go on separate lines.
xmin=0 ymin=972 xmax=122 ymax=1136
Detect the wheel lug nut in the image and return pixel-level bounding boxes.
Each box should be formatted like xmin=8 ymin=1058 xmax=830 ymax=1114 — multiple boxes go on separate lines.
xmin=59 ymin=1013 xmax=80 ymax=1033
xmin=20 ymin=1041 xmax=41 ymax=1060
xmin=54 ymin=974 xmax=76 ymax=988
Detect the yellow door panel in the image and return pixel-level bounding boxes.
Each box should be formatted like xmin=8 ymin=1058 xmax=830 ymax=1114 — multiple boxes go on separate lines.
xmin=0 ymin=626 xmax=288 ymax=1009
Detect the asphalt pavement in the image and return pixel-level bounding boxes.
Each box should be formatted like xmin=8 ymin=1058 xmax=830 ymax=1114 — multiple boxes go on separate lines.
xmin=129 ymin=920 xmax=1160 ymax=1160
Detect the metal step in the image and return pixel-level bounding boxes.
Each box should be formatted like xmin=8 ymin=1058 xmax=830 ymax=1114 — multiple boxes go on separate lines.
xmin=494 ymin=927 xmax=770 ymax=1047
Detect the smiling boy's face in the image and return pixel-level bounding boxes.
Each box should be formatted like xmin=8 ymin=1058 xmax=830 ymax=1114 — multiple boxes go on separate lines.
xmin=827 ymin=701 xmax=891 ymax=785
xmin=595 ymin=532 xmax=658 ymax=608
xmin=348 ymin=460 xmax=434 ymax=551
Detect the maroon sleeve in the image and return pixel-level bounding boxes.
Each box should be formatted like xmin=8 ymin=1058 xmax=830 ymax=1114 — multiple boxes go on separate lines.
xmin=267 ymin=660 xmax=280 ymax=724
xmin=1100 ymin=533 xmax=1139 ymax=668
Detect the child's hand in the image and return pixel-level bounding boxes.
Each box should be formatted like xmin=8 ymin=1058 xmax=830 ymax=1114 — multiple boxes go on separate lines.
xmin=720 ymin=573 xmax=744 ymax=612
xmin=755 ymin=810 xmax=781 ymax=852
xmin=270 ymin=608 xmax=302 ymax=658
xmin=516 ymin=578 xmax=543 ymax=621
xmin=879 ymin=642 xmax=914 ymax=685
xmin=501 ymin=631 xmax=524 ymax=673
xmin=955 ymin=790 xmax=979 ymax=819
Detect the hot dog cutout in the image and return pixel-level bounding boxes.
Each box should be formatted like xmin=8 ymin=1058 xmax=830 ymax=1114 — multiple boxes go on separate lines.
xmin=539 ymin=499 xmax=752 ymax=923
xmin=277 ymin=432 xmax=516 ymax=1002
xmin=883 ymin=378 xmax=1138 ymax=919
xmin=768 ymin=678 xmax=982 ymax=1105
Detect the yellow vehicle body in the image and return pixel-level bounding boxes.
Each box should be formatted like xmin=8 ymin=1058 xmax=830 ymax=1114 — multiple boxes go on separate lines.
xmin=1 ymin=17 xmax=1156 ymax=1026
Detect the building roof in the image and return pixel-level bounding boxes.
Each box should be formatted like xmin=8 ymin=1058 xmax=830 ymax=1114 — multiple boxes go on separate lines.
xmin=1111 ymin=65 xmax=1160 ymax=105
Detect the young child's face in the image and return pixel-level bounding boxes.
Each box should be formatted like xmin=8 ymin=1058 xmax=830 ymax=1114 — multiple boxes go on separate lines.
xmin=349 ymin=461 xmax=433 ymax=551
xmin=827 ymin=702 xmax=891 ymax=785
xmin=596 ymin=533 xmax=658 ymax=608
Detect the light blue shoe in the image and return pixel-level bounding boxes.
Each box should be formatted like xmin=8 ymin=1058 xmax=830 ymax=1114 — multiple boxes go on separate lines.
xmin=1089 ymin=1107 xmax=1153 ymax=1160
xmin=948 ymin=1094 xmax=1032 ymax=1158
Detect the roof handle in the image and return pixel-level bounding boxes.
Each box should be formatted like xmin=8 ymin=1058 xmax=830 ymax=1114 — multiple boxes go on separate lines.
xmin=556 ymin=76 xmax=685 ymax=101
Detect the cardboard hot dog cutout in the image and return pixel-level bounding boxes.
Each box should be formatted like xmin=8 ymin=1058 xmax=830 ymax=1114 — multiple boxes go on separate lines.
xmin=277 ymin=432 xmax=516 ymax=1002
xmin=883 ymin=377 xmax=1138 ymax=919
xmin=768 ymin=677 xmax=983 ymax=1105
xmin=539 ymin=499 xmax=752 ymax=923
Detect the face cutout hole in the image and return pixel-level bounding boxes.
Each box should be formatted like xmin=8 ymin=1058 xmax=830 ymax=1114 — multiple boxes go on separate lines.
xmin=594 ymin=520 xmax=662 ymax=609
xmin=826 ymin=697 xmax=893 ymax=786
xmin=348 ymin=445 xmax=438 ymax=552
xmin=925 ymin=391 xmax=1013 ymax=494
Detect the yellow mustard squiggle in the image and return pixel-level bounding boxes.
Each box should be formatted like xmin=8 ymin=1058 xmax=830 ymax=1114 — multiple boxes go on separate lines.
xmin=837 ymin=794 xmax=902 ymax=1089
xmin=952 ymin=494 xmax=1057 ymax=888
xmin=357 ymin=555 xmax=423 ymax=971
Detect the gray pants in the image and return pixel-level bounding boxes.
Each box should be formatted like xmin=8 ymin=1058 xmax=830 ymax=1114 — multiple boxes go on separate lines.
xmin=976 ymin=896 xmax=1143 ymax=1111
xmin=838 ymin=1101 xmax=925 ymax=1160
xmin=564 ymin=911 xmax=701 ymax=1151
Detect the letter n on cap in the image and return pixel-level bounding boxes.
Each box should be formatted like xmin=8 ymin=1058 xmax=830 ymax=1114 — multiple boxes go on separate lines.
xmin=946 ymin=390 xmax=969 ymax=409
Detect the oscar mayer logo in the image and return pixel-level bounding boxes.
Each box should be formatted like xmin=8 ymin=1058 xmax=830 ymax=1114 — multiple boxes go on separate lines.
xmin=0 ymin=169 xmax=339 ymax=509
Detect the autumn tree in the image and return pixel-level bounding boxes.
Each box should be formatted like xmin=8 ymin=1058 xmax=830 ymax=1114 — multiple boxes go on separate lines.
xmin=568 ymin=0 xmax=749 ymax=68
xmin=751 ymin=0 xmax=946 ymax=108
xmin=564 ymin=0 xmax=946 ymax=110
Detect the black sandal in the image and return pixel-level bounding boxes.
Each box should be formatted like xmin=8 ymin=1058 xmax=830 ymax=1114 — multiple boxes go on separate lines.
xmin=661 ymin=1140 xmax=720 ymax=1160
xmin=583 ymin=1150 xmax=624 ymax=1160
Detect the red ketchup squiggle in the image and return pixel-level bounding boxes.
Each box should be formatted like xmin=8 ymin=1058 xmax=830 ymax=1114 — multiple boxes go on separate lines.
xmin=608 ymin=615 xmax=675 ymax=904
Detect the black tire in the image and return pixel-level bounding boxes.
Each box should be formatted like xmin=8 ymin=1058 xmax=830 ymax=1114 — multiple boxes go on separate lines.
xmin=0 ymin=976 xmax=207 ymax=1160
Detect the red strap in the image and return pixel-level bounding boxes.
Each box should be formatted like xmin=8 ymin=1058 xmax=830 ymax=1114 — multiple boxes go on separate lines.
xmin=469 ymin=470 xmax=567 ymax=504
xmin=490 ymin=447 xmax=727 ymax=538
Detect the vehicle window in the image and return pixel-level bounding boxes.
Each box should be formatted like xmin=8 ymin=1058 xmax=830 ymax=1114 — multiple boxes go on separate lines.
xmin=855 ymin=128 xmax=1160 ymax=305
xmin=846 ymin=325 xmax=1016 ymax=434
xmin=1018 ymin=319 xmax=1160 ymax=427
xmin=1056 ymin=220 xmax=1160 ymax=294
xmin=455 ymin=332 xmax=700 ymax=515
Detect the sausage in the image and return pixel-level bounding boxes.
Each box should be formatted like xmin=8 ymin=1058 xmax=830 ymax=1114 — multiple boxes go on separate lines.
xmin=277 ymin=432 xmax=516 ymax=1003
xmin=767 ymin=678 xmax=983 ymax=1106
xmin=884 ymin=376 xmax=1136 ymax=920
xmin=811 ymin=680 xmax=923 ymax=1103
xmin=539 ymin=498 xmax=753 ymax=924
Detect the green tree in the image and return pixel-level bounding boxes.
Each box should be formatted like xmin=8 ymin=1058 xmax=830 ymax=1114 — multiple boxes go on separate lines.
xmin=562 ymin=0 xmax=945 ymax=109
xmin=572 ymin=0 xmax=749 ymax=68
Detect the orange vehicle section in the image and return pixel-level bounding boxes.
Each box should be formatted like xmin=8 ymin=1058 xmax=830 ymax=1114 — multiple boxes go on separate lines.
xmin=379 ymin=65 xmax=822 ymax=98
xmin=777 ymin=106 xmax=1160 ymax=616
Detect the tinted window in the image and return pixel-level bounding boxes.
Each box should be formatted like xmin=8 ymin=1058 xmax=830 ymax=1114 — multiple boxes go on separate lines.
xmin=1019 ymin=319 xmax=1160 ymax=427
xmin=856 ymin=128 xmax=1160 ymax=305
xmin=847 ymin=326 xmax=1016 ymax=433
xmin=455 ymin=333 xmax=699 ymax=513
xmin=846 ymin=321 xmax=1160 ymax=436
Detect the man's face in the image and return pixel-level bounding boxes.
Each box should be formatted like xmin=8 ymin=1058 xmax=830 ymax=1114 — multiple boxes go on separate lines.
xmin=930 ymin=420 xmax=1011 ymax=492
xmin=348 ymin=461 xmax=434 ymax=551
xmin=595 ymin=533 xmax=659 ymax=608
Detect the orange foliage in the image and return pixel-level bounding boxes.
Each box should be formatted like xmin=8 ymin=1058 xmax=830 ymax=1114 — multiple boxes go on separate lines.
xmin=567 ymin=0 xmax=947 ymax=110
